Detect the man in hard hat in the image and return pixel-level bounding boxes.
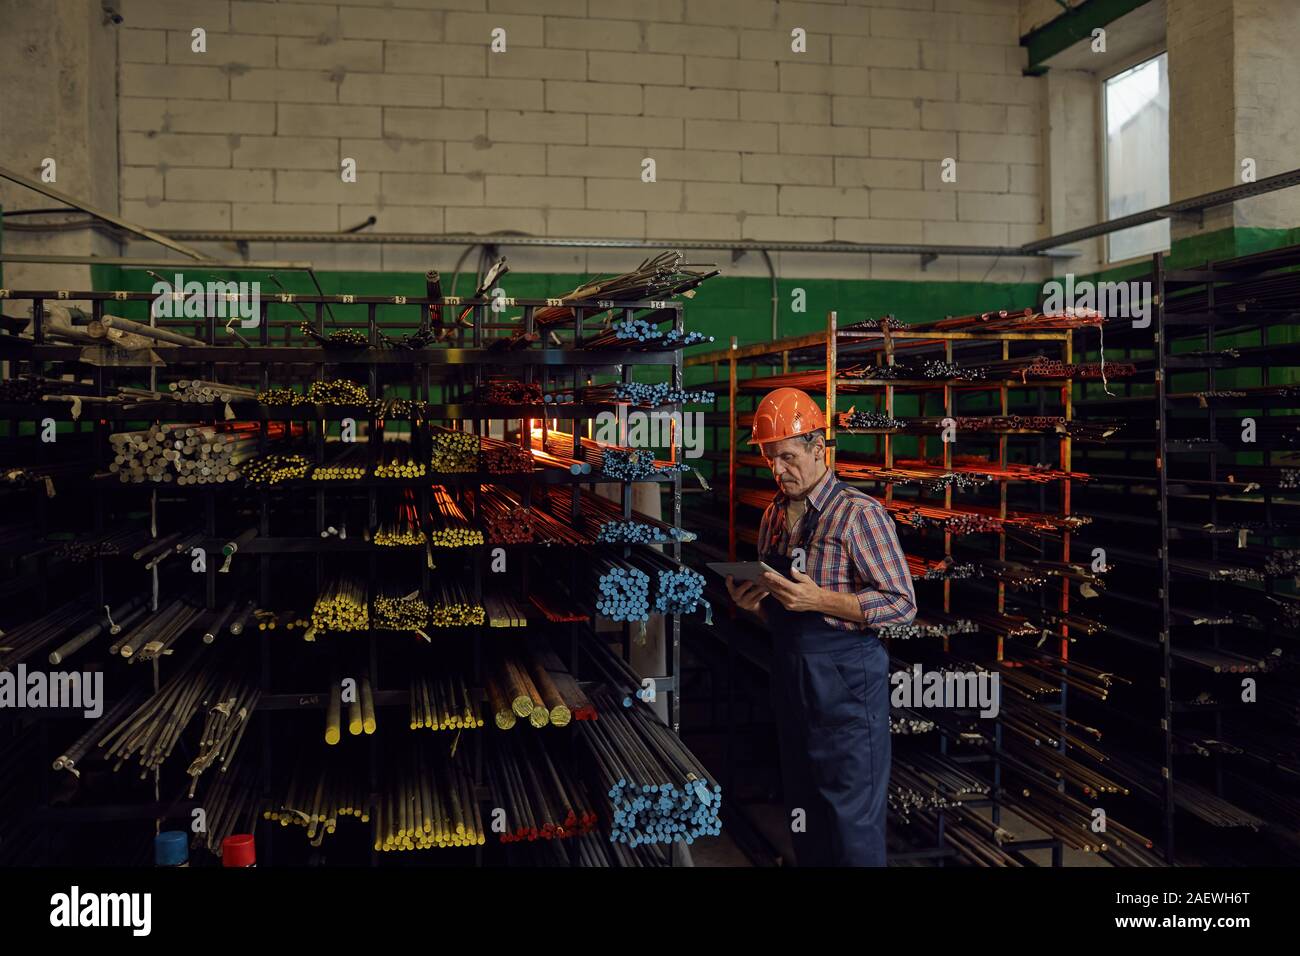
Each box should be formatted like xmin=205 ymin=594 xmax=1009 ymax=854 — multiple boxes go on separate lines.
xmin=725 ymin=386 xmax=915 ymax=867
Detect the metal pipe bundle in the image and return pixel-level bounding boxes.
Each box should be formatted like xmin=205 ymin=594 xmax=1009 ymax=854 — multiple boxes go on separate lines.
xmin=311 ymin=443 xmax=367 ymax=480
xmin=266 ymin=753 xmax=370 ymax=848
xmin=0 ymin=600 xmax=98 ymax=669
xmin=110 ymin=421 xmax=301 ymax=484
xmin=479 ymin=435 xmax=534 ymax=474
xmin=311 ymin=576 xmax=369 ymax=631
xmin=167 ymin=378 xmax=258 ymax=403
xmin=410 ymin=673 xmax=481 ymax=731
xmin=429 ymin=579 xmax=484 ymax=627
xmin=484 ymin=592 xmax=528 ymax=628
xmin=196 ymin=762 xmax=262 ymax=857
xmin=376 ymin=742 xmax=483 ymax=850
xmin=532 ymin=251 xmax=717 ymax=328
xmin=374 ymin=585 xmax=430 ymax=633
xmin=374 ymin=438 xmax=426 ymax=478
xmin=428 ymin=485 xmax=482 ymax=546
xmin=428 ymin=427 xmax=480 ymax=473
xmin=238 ymin=451 xmax=312 ymax=486
xmin=487 ymin=734 xmax=597 ymax=843
xmin=593 ymin=558 xmax=651 ymax=622
xmin=581 ymin=689 xmax=721 ymax=846
xmin=481 ymin=377 xmax=542 ymax=404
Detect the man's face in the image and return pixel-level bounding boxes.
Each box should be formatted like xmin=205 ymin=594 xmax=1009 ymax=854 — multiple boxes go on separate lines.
xmin=760 ymin=433 xmax=824 ymax=499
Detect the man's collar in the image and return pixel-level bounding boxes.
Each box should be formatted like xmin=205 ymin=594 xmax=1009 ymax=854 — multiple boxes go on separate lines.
xmin=773 ymin=465 xmax=835 ymax=512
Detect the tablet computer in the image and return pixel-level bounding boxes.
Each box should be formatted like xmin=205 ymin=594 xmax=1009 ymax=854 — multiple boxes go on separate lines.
xmin=705 ymin=560 xmax=780 ymax=583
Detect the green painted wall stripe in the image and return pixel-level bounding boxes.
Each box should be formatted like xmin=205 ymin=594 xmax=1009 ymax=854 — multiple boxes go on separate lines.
xmin=1021 ymin=0 xmax=1154 ymax=73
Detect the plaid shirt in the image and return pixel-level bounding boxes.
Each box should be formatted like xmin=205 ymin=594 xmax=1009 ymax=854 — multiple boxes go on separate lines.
xmin=758 ymin=468 xmax=917 ymax=632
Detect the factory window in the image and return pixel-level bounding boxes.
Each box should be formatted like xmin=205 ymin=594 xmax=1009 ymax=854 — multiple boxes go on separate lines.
xmin=1103 ymin=52 xmax=1170 ymax=263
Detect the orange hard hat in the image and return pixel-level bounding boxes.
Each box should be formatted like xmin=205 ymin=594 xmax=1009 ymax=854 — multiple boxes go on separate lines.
xmin=748 ymin=387 xmax=827 ymax=445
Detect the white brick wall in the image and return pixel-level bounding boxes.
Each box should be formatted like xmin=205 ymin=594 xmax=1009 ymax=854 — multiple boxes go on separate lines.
xmin=116 ymin=0 xmax=1045 ymax=270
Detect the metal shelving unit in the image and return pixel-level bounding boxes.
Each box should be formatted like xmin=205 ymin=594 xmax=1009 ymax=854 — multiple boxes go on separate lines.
xmin=1074 ymin=245 xmax=1300 ymax=864
xmin=0 ymin=285 xmax=696 ymax=866
xmin=684 ymin=308 xmax=1087 ymax=866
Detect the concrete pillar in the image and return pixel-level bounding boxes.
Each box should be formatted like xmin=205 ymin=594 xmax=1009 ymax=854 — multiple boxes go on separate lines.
xmin=1167 ymin=0 xmax=1300 ymax=243
xmin=0 ymin=0 xmax=120 ymax=290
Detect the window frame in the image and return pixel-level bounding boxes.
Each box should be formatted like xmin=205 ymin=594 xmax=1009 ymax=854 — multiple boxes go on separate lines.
xmin=1100 ymin=45 xmax=1172 ymax=266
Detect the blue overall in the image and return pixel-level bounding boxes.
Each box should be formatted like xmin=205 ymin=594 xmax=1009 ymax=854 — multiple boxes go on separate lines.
xmin=761 ymin=479 xmax=892 ymax=867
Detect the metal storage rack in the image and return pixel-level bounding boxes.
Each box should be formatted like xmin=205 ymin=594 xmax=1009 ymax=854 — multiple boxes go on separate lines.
xmin=684 ymin=308 xmax=1088 ymax=865
xmin=1073 ymin=245 xmax=1300 ymax=864
xmin=0 ymin=284 xmax=696 ymax=865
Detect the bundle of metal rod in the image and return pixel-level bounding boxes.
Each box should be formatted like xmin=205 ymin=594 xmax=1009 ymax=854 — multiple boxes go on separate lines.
xmin=373 ymin=585 xmax=431 ymax=633
xmin=377 ymin=397 xmax=426 ymax=419
xmin=1171 ymin=645 xmax=1276 ymax=673
xmin=532 ymin=252 xmax=718 ymax=328
xmin=256 ymin=386 xmax=307 ymax=406
xmin=541 ymin=388 xmax=576 ymax=403
xmin=570 ymin=830 xmax=672 ymax=867
xmin=326 ymin=673 xmax=376 ymax=742
xmin=256 ymin=609 xmax=310 ymax=633
xmin=832 ymin=457 xmax=992 ymax=492
xmin=592 ymin=557 xmax=651 ymax=622
xmin=533 ymin=435 xmax=592 ymax=476
xmin=907 ymin=554 xmax=983 ymax=580
xmin=374 ymin=439 xmax=426 ymax=478
xmin=185 ymin=684 xmax=260 ymax=796
xmin=96 ymin=651 xmax=257 ymax=784
xmin=487 ymin=733 xmax=598 ymax=842
xmin=116 ymin=600 xmax=206 ymax=662
xmin=410 ymin=672 xmax=481 ymax=731
xmin=429 ymin=579 xmax=484 ymax=627
xmin=841 ymin=316 xmax=907 ymax=331
xmin=1004 ymin=782 xmax=1153 ymax=853
xmin=528 ymin=638 xmax=596 ymax=721
xmin=267 ymin=753 xmax=370 ymax=848
xmin=377 ymin=743 xmax=484 ymax=850
xmin=52 ymin=526 xmax=150 ymax=562
xmin=579 ymin=382 xmax=715 ymax=407
xmin=601 ymin=447 xmax=690 ymax=481
xmin=167 ymin=379 xmax=259 ymax=403
xmin=836 ymin=408 xmax=908 ymax=430
xmin=299 ymin=320 xmax=367 ymax=349
xmin=311 ymin=443 xmax=367 ymax=480
xmin=428 ymin=427 xmax=480 ymax=473
xmin=884 ymin=500 xmax=1004 ymax=535
xmin=878 ymin=612 xmax=977 ymax=640
xmin=427 ymin=485 xmax=482 ymax=546
xmin=305 ymin=378 xmax=381 ymax=413
xmin=960 ymin=610 xmax=1042 ymax=640
xmin=890 ymin=709 xmax=935 ymax=734
xmin=578 ymin=633 xmax=650 ymax=708
xmin=241 ymin=452 xmax=312 ymax=486
xmin=480 ymin=435 xmax=535 ymax=474
xmin=486 ymin=484 xmax=589 ymax=545
xmin=488 ymin=653 xmax=552 ymax=728
xmin=108 ymin=421 xmax=301 ymax=485
xmin=1170 ymin=555 xmax=1264 ymax=583
xmin=194 ymin=762 xmax=261 ymax=857
xmin=0 ymin=374 xmax=75 ymax=401
xmin=541 ymin=485 xmax=694 ymax=545
xmin=311 ymin=576 xmax=368 ymax=631
xmin=477 ymin=484 xmax=534 ymax=544
xmin=889 ymin=754 xmax=990 ymax=820
xmin=907 ymin=804 xmax=1022 ymax=866
xmin=375 ymin=492 xmax=424 ymax=546
xmin=528 ymin=592 xmax=588 ymax=624
xmin=582 ymin=688 xmax=721 ymax=845
xmin=481 ymin=377 xmax=542 ymax=404
xmin=927 ymin=307 xmax=1105 ymax=332
xmin=47 ymin=595 xmax=150 ymax=665
xmin=2 ymin=459 xmax=96 ymax=488
xmin=0 ymin=600 xmax=99 ymax=669
xmin=485 ymin=592 xmax=528 ymax=628
xmin=52 ymin=688 xmax=150 ymax=773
